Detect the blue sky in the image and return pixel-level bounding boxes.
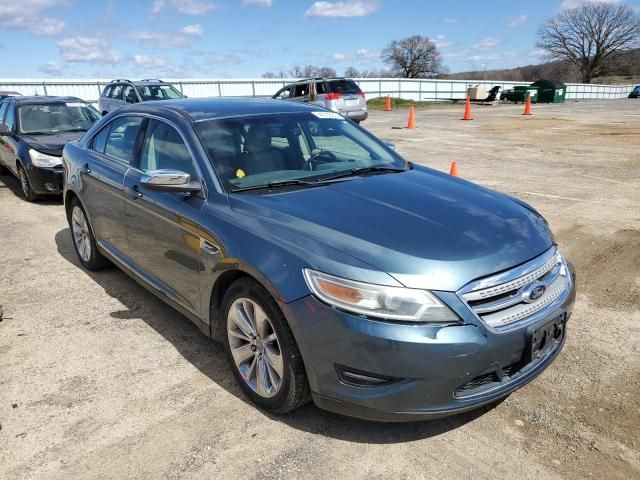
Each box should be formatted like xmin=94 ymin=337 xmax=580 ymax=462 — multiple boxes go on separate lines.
xmin=0 ymin=0 xmax=638 ymax=78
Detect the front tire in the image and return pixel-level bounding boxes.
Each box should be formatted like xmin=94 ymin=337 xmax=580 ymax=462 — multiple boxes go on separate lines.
xmin=222 ymin=278 xmax=310 ymax=414
xmin=68 ymin=198 xmax=110 ymax=270
xmin=17 ymin=164 xmax=38 ymax=202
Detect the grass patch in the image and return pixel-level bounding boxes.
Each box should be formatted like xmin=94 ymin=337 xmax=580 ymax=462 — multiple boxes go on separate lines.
xmin=367 ymin=97 xmax=455 ymax=110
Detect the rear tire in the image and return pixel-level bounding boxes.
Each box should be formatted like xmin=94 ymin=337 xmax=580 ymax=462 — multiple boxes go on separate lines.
xmin=221 ymin=277 xmax=310 ymax=414
xmin=17 ymin=164 xmax=38 ymax=202
xmin=68 ymin=198 xmax=110 ymax=270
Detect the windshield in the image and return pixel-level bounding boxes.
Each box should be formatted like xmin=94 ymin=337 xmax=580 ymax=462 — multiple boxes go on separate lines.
xmin=18 ymin=102 xmax=101 ymax=135
xmin=195 ymin=111 xmax=407 ymax=191
xmin=136 ymin=84 xmax=184 ymax=101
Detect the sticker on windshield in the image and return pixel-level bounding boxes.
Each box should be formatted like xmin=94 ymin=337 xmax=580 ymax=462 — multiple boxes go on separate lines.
xmin=311 ymin=111 xmax=344 ymax=120
xmin=66 ymin=102 xmax=86 ymax=107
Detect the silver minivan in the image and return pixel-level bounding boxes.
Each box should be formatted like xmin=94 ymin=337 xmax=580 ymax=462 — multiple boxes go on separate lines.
xmin=273 ymin=78 xmax=368 ymax=123
xmin=98 ymin=79 xmax=184 ymax=116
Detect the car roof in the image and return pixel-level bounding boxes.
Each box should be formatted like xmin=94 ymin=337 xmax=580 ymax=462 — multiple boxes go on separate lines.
xmin=0 ymin=91 xmax=21 ymax=95
xmin=12 ymin=96 xmax=87 ymax=105
xmin=109 ymin=79 xmax=172 ymax=86
xmin=117 ymin=97 xmax=326 ymax=122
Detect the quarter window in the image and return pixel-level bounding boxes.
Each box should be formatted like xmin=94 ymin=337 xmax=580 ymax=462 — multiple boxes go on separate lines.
xmin=0 ymin=102 xmax=8 ymax=124
xmin=4 ymin=104 xmax=15 ymax=130
xmin=139 ymin=120 xmax=197 ymax=178
xmin=103 ymin=116 xmax=144 ymax=163
xmin=91 ymin=126 xmax=110 ymax=154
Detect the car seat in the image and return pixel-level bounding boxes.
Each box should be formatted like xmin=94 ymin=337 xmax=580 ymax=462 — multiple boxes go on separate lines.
xmin=241 ymin=124 xmax=287 ymax=174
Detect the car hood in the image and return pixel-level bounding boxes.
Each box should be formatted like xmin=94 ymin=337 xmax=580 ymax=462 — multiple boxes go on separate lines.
xmin=22 ymin=131 xmax=86 ymax=156
xmin=229 ymin=166 xmax=554 ymax=291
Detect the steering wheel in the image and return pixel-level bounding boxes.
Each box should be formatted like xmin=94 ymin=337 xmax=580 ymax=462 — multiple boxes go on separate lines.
xmin=304 ymin=149 xmax=338 ymax=171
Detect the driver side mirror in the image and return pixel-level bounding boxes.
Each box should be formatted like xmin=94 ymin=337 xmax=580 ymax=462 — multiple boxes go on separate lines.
xmin=0 ymin=124 xmax=14 ymax=136
xmin=139 ymin=170 xmax=202 ymax=193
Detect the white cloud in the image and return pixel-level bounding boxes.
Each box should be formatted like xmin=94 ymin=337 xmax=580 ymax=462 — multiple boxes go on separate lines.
xmin=0 ymin=0 xmax=67 ymax=36
xmin=506 ymin=14 xmax=527 ymax=28
xmin=561 ymin=0 xmax=619 ymax=8
xmin=356 ymin=48 xmax=379 ymax=58
xmin=444 ymin=18 xmax=460 ymax=24
xmin=330 ymin=48 xmax=380 ymax=63
xmin=151 ymin=0 xmax=218 ymax=16
xmin=38 ymin=61 xmax=63 ymax=75
xmin=529 ymin=49 xmax=546 ymax=58
xmin=332 ymin=52 xmax=346 ymax=60
xmin=473 ymin=37 xmax=501 ymax=50
xmin=133 ymin=54 xmax=170 ymax=69
xmin=433 ymin=34 xmax=453 ymax=49
xmin=467 ymin=54 xmax=500 ymax=62
xmin=305 ymin=1 xmax=379 ymax=18
xmin=243 ymin=0 xmax=272 ymax=6
xmin=58 ymin=36 xmax=120 ymax=63
xmin=181 ymin=24 xmax=204 ymax=36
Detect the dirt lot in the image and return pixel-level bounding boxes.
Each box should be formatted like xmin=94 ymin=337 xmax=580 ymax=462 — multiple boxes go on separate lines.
xmin=1 ymin=100 xmax=639 ymax=480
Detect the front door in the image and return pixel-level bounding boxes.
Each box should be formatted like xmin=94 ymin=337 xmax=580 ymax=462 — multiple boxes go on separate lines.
xmin=123 ymin=118 xmax=205 ymax=316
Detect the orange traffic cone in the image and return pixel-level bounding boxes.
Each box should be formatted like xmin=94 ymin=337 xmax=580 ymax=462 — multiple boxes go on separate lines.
xmin=462 ymin=96 xmax=473 ymax=120
xmin=450 ymin=161 xmax=459 ymax=176
xmin=522 ymin=94 xmax=533 ymax=116
xmin=385 ymin=95 xmax=392 ymax=111
xmin=406 ymin=105 xmax=416 ymax=129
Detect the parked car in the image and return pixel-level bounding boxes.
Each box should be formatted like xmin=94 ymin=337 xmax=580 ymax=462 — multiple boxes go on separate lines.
xmin=98 ymin=79 xmax=184 ymax=115
xmin=0 ymin=96 xmax=100 ymax=201
xmin=628 ymin=86 xmax=640 ymax=98
xmin=0 ymin=91 xmax=21 ymax=100
xmin=62 ymin=98 xmax=575 ymax=421
xmin=273 ymin=77 xmax=368 ymax=123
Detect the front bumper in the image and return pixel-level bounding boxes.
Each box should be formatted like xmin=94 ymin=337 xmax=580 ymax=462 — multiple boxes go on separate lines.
xmin=281 ymin=265 xmax=576 ymax=422
xmin=26 ymin=165 xmax=64 ymax=195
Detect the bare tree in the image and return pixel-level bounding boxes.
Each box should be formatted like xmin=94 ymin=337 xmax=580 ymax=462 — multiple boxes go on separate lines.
xmin=381 ymin=35 xmax=443 ymax=78
xmin=536 ymin=2 xmax=640 ymax=83
xmin=317 ymin=66 xmax=337 ymax=78
xmin=344 ymin=66 xmax=360 ymax=77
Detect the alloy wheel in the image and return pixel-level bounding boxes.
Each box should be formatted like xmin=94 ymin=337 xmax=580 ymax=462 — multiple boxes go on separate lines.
xmin=71 ymin=206 xmax=92 ymax=262
xmin=226 ymin=298 xmax=284 ymax=398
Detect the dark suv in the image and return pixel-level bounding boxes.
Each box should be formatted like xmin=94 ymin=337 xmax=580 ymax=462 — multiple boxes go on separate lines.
xmin=0 ymin=96 xmax=100 ymax=200
xmin=98 ymin=79 xmax=184 ymax=115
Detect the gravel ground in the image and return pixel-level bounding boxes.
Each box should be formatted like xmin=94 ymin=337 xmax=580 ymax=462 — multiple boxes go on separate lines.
xmin=1 ymin=100 xmax=639 ymax=480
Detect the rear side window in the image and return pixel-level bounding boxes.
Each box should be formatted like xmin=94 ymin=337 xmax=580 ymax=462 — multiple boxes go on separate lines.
xmin=315 ymin=82 xmax=326 ymax=94
xmin=327 ymin=80 xmax=361 ymax=94
xmin=139 ymin=120 xmax=197 ymax=178
xmin=104 ymin=116 xmax=144 ymax=163
xmin=91 ymin=126 xmax=110 ymax=154
xmin=123 ymin=85 xmax=137 ymax=104
xmin=102 ymin=85 xmax=112 ymax=97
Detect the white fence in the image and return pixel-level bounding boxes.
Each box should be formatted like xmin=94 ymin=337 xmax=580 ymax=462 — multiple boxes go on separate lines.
xmin=0 ymin=78 xmax=634 ymax=103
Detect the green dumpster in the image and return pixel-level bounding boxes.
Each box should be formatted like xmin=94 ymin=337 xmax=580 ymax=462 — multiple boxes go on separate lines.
xmin=513 ymin=85 xmax=539 ymax=103
xmin=530 ymin=79 xmax=566 ymax=103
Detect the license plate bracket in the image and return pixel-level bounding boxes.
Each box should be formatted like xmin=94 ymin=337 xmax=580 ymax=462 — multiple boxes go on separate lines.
xmin=526 ymin=314 xmax=566 ymax=362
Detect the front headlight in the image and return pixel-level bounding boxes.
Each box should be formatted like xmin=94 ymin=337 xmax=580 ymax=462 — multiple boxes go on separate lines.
xmin=29 ymin=149 xmax=62 ymax=167
xmin=303 ymin=269 xmax=459 ymax=323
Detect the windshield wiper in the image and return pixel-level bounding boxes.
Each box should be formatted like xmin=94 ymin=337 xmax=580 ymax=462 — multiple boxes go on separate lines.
xmin=230 ymin=179 xmax=321 ymax=193
xmin=316 ymin=165 xmax=408 ymax=182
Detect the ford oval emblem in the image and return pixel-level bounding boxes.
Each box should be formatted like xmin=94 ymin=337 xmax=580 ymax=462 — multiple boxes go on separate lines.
xmin=521 ymin=281 xmax=547 ymax=303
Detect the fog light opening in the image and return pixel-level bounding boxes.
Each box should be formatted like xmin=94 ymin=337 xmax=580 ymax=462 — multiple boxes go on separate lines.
xmin=335 ymin=365 xmax=402 ymax=388
xmin=44 ymin=183 xmax=56 ymax=192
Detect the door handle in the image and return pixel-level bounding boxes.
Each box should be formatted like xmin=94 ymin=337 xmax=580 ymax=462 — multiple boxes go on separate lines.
xmin=125 ymin=185 xmax=143 ymax=200
xmin=82 ymin=163 xmax=92 ymax=174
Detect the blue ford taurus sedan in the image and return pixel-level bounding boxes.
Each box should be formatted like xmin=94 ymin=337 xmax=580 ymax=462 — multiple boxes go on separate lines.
xmin=62 ymin=98 xmax=575 ymax=421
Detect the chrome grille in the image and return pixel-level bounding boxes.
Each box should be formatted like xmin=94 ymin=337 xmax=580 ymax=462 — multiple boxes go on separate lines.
xmin=459 ymin=248 xmax=571 ymax=330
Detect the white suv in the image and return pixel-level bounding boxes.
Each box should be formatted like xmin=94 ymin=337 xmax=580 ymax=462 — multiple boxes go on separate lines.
xmin=98 ymin=79 xmax=184 ymax=116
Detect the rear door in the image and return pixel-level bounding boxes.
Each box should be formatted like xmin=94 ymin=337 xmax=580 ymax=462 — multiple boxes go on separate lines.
xmin=123 ymin=118 xmax=205 ymax=316
xmin=109 ymin=84 xmax=125 ymax=112
xmin=0 ymin=101 xmax=11 ymax=171
xmin=0 ymin=102 xmax=19 ymax=176
xmin=81 ymin=115 xmax=145 ymax=266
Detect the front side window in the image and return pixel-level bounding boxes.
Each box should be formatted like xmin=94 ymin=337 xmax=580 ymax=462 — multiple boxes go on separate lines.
xmin=4 ymin=104 xmax=16 ymax=130
xmin=139 ymin=120 xmax=196 ymax=178
xmin=110 ymin=85 xmax=123 ymax=100
xmin=123 ymin=85 xmax=138 ymax=104
xmin=274 ymin=87 xmax=291 ymax=100
xmin=292 ymin=83 xmax=309 ymax=97
xmin=136 ymin=84 xmax=183 ymax=101
xmin=0 ymin=102 xmax=8 ymax=125
xmin=103 ymin=116 xmax=144 ymax=163
xmin=17 ymin=103 xmax=100 ymax=135
xmin=196 ymin=111 xmax=406 ymax=191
